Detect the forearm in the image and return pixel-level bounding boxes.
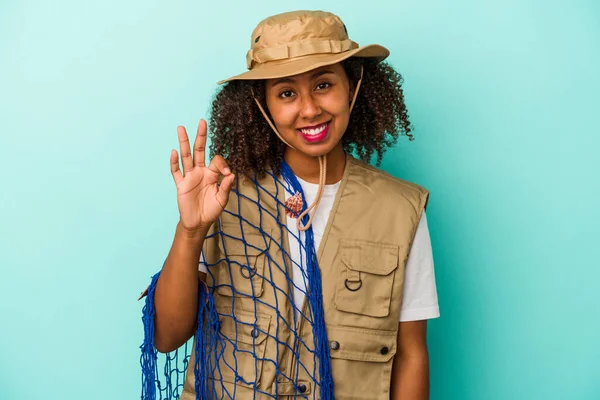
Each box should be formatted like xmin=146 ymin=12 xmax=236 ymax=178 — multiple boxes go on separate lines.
xmin=390 ymin=352 xmax=430 ymax=400
xmin=153 ymin=221 xmax=208 ymax=353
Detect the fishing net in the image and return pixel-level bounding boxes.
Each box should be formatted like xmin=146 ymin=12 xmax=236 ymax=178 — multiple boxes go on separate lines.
xmin=140 ymin=160 xmax=335 ymax=399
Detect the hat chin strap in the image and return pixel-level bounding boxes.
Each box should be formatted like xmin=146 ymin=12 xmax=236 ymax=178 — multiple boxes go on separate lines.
xmin=252 ymin=64 xmax=364 ymax=231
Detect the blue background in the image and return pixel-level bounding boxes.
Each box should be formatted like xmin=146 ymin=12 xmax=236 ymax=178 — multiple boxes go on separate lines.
xmin=1 ymin=0 xmax=599 ymax=398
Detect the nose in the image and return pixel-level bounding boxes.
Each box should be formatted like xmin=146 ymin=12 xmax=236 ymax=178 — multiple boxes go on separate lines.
xmin=299 ymin=93 xmax=322 ymax=120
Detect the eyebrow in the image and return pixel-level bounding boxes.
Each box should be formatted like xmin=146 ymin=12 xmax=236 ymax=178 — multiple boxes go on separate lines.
xmin=271 ymin=69 xmax=335 ymax=86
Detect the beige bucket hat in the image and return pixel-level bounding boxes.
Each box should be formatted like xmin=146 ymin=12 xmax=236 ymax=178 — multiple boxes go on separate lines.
xmin=217 ymin=10 xmax=390 ymax=84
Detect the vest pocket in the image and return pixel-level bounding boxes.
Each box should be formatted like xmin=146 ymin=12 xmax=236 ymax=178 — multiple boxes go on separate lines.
xmin=328 ymin=325 xmax=397 ymax=399
xmin=334 ymin=239 xmax=400 ymax=318
xmin=214 ymin=308 xmax=272 ymax=388
xmin=215 ymin=225 xmax=272 ymax=298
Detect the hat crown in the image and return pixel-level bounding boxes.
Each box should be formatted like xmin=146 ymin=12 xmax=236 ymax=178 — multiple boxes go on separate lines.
xmin=251 ymin=10 xmax=348 ymax=50
xmin=245 ymin=10 xmax=356 ymax=70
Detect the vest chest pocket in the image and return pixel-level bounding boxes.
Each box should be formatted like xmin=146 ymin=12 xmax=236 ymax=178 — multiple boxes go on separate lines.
xmin=215 ymin=225 xmax=272 ymax=298
xmin=334 ymin=239 xmax=400 ymax=318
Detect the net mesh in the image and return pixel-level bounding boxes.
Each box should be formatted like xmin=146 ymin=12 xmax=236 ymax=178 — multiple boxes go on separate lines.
xmin=141 ymin=160 xmax=335 ymax=399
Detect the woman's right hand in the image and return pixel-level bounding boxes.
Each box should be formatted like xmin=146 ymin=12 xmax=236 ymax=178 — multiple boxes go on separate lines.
xmin=170 ymin=119 xmax=235 ymax=233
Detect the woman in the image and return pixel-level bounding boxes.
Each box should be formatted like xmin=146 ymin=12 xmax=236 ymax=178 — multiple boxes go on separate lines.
xmin=141 ymin=9 xmax=439 ymax=400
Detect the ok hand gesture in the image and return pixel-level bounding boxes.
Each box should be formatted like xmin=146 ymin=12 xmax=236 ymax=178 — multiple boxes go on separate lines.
xmin=170 ymin=119 xmax=235 ymax=233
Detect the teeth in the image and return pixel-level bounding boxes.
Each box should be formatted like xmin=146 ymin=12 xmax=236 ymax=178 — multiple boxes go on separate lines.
xmin=300 ymin=123 xmax=327 ymax=135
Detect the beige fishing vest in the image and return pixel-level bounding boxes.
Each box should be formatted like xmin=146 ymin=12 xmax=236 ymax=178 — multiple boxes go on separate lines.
xmin=180 ymin=155 xmax=429 ymax=400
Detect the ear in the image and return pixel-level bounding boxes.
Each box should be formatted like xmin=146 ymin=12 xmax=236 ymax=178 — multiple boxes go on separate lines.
xmin=348 ymin=76 xmax=358 ymax=101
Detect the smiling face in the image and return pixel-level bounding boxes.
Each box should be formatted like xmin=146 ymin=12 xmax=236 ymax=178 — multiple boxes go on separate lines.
xmin=264 ymin=63 xmax=353 ymax=158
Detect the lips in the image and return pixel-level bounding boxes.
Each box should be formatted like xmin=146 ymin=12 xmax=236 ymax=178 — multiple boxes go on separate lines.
xmin=297 ymin=121 xmax=330 ymax=143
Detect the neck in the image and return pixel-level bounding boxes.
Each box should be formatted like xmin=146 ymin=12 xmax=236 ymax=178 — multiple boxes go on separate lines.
xmin=284 ymin=144 xmax=346 ymax=184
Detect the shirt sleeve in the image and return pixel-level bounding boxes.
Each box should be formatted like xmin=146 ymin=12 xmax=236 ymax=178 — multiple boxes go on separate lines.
xmin=398 ymin=211 xmax=440 ymax=322
xmin=199 ymin=251 xmax=207 ymax=273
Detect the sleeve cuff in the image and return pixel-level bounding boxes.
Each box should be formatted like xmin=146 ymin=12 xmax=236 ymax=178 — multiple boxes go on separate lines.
xmin=399 ymin=306 xmax=440 ymax=322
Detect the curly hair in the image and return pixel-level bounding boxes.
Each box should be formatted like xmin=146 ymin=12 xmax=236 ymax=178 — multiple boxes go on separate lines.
xmin=207 ymin=57 xmax=414 ymax=178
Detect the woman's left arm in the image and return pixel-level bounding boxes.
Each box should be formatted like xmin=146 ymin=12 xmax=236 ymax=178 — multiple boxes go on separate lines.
xmin=390 ymin=320 xmax=430 ymax=400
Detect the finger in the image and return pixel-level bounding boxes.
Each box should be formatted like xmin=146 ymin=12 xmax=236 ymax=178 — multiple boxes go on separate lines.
xmin=170 ymin=149 xmax=183 ymax=185
xmin=193 ymin=119 xmax=207 ymax=168
xmin=177 ymin=126 xmax=194 ymax=174
xmin=207 ymin=155 xmax=232 ymax=176
xmin=216 ymin=173 xmax=236 ymax=208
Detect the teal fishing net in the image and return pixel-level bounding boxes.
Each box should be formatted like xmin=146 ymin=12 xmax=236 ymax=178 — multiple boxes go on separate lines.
xmin=140 ymin=160 xmax=335 ymax=399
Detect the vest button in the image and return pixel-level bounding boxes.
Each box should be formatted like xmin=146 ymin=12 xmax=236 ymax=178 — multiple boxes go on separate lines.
xmin=251 ymin=328 xmax=260 ymax=338
xmin=380 ymin=346 xmax=389 ymax=355
xmin=329 ymin=341 xmax=340 ymax=351
xmin=298 ymin=383 xmax=307 ymax=393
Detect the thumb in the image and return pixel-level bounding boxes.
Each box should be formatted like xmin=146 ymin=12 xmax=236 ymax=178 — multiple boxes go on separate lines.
xmin=216 ymin=173 xmax=235 ymax=209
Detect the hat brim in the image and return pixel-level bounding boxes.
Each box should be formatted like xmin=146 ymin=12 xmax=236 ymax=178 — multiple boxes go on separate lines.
xmin=216 ymin=44 xmax=389 ymax=85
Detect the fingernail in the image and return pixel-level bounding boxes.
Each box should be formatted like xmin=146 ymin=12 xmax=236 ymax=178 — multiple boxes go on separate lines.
xmin=224 ymin=168 xmax=231 ymax=174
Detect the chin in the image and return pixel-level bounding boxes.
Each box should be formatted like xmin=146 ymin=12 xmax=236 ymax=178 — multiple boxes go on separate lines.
xmin=292 ymin=139 xmax=341 ymax=159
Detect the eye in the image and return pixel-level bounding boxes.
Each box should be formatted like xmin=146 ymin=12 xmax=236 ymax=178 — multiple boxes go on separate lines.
xmin=316 ymin=82 xmax=331 ymax=90
xmin=279 ymin=90 xmax=295 ymax=99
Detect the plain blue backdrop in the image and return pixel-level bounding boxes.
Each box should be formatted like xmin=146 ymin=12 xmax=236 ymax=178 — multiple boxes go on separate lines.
xmin=1 ymin=0 xmax=599 ymax=399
